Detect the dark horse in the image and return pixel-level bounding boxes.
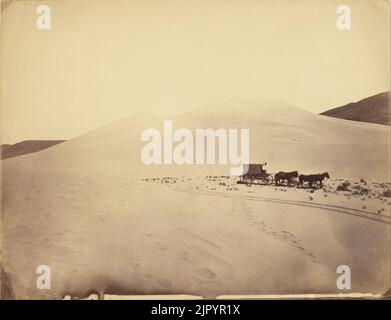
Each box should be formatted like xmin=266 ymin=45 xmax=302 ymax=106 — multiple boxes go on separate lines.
xmin=274 ymin=171 xmax=299 ymax=186
xmin=299 ymin=172 xmax=330 ymax=188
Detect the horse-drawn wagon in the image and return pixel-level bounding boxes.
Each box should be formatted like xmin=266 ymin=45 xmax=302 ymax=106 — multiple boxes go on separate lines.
xmin=237 ymin=162 xmax=330 ymax=189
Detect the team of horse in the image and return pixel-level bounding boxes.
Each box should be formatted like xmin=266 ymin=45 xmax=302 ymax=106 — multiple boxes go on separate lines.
xmin=238 ymin=163 xmax=330 ymax=189
xmin=274 ymin=170 xmax=330 ymax=188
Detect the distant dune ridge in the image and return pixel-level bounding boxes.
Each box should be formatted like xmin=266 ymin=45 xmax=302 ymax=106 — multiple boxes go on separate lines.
xmin=320 ymin=92 xmax=390 ymax=126
xmin=1 ymin=99 xmax=390 ymax=299
xmin=1 ymin=140 xmax=66 ymax=160
xmin=3 ymin=98 xmax=389 ymax=178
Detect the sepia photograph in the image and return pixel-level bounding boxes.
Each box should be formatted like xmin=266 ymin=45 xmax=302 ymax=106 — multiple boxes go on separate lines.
xmin=0 ymin=0 xmax=390 ymax=304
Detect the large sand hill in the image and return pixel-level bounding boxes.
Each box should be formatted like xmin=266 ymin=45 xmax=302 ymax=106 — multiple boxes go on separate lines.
xmin=1 ymin=100 xmax=390 ymax=299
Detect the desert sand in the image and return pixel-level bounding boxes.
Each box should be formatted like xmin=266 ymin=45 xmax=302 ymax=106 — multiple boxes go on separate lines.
xmin=1 ymin=99 xmax=390 ymax=299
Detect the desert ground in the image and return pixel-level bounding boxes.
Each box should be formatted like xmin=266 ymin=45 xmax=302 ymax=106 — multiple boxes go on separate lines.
xmin=1 ymin=99 xmax=390 ymax=299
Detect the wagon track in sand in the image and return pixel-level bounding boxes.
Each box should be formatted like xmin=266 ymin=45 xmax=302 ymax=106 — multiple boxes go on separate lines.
xmin=168 ymin=186 xmax=391 ymax=225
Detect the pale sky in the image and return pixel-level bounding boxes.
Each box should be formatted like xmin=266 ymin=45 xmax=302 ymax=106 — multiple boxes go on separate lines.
xmin=1 ymin=0 xmax=390 ymax=143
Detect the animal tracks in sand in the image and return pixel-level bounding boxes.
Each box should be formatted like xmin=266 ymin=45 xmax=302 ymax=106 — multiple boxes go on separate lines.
xmin=155 ymin=242 xmax=169 ymax=252
xmin=210 ymin=190 xmax=391 ymax=225
xmin=142 ymin=228 xmax=228 ymax=285
xmin=142 ymin=177 xmax=390 ymax=225
xmin=193 ymin=267 xmax=217 ymax=280
xmin=178 ymin=251 xmax=191 ymax=262
xmin=172 ymin=228 xmax=222 ymax=250
xmin=230 ymin=200 xmax=318 ymax=263
xmin=157 ymin=278 xmax=172 ymax=288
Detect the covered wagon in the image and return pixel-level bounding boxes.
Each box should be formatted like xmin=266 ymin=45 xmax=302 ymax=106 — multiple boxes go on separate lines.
xmin=237 ymin=162 xmax=273 ymax=185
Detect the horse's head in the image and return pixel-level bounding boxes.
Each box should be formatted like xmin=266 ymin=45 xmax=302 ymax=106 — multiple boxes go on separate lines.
xmin=324 ymin=172 xmax=330 ymax=179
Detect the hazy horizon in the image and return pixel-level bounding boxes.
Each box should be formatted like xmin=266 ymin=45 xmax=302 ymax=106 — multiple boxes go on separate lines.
xmin=1 ymin=0 xmax=389 ymax=144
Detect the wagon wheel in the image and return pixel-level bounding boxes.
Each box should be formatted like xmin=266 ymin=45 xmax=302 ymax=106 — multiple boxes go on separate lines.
xmin=257 ymin=175 xmax=265 ymax=185
xmin=265 ymin=174 xmax=274 ymax=185
xmin=258 ymin=174 xmax=271 ymax=185
xmin=243 ymin=175 xmax=253 ymax=184
xmin=290 ymin=178 xmax=299 ymax=187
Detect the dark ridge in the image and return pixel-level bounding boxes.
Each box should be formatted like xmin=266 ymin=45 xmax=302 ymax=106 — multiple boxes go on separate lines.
xmin=320 ymin=92 xmax=390 ymax=126
xmin=1 ymin=140 xmax=66 ymax=160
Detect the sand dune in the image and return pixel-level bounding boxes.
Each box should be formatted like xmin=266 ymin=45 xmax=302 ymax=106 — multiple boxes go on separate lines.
xmin=321 ymin=92 xmax=390 ymax=126
xmin=1 ymin=100 xmax=390 ymax=299
xmin=4 ymin=99 xmax=388 ymax=178
xmin=173 ymin=99 xmax=390 ymax=179
xmin=1 ymin=140 xmax=66 ymax=160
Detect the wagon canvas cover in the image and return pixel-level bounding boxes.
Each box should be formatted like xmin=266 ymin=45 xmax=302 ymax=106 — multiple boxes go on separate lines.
xmin=243 ymin=164 xmax=265 ymax=176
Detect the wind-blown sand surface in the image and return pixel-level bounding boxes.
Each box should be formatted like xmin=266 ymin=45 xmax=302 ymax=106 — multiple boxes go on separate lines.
xmin=1 ymin=100 xmax=390 ymax=299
